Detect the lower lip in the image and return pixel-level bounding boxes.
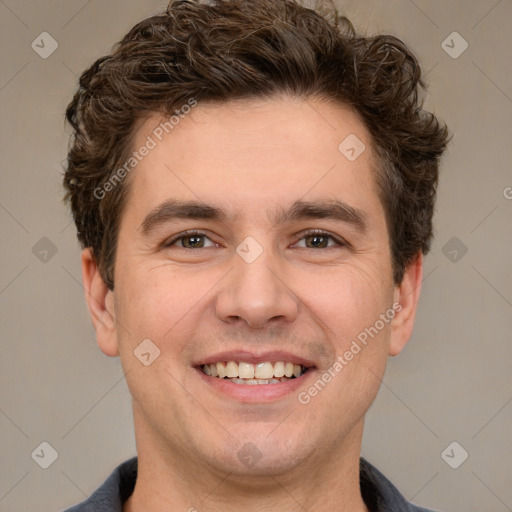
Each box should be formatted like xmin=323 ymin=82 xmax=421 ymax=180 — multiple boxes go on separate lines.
xmin=195 ymin=367 xmax=316 ymax=403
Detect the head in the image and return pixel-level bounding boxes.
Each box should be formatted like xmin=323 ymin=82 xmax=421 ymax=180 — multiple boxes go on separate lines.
xmin=64 ymin=0 xmax=448 ymax=483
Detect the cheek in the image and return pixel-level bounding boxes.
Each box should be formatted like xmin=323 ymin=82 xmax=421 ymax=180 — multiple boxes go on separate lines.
xmin=298 ymin=262 xmax=393 ymax=347
xmin=296 ymin=268 xmax=393 ymax=418
xmin=114 ymin=263 xmax=224 ymax=349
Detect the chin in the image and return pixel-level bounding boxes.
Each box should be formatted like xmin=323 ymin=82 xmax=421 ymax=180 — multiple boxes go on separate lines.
xmin=201 ymin=426 xmax=316 ymax=478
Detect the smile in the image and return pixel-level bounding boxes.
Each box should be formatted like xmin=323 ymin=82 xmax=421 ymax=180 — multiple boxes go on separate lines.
xmin=201 ymin=361 xmax=309 ymax=385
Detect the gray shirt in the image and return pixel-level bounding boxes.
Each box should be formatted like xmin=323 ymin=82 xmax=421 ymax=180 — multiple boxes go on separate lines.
xmin=62 ymin=457 xmax=437 ymax=511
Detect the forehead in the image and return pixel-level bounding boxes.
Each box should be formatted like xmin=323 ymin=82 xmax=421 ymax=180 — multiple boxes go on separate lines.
xmin=123 ymin=97 xmax=382 ymax=224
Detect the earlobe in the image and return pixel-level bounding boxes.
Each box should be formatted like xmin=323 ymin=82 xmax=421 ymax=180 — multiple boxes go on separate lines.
xmin=389 ymin=252 xmax=423 ymax=356
xmin=81 ymin=248 xmax=119 ymax=357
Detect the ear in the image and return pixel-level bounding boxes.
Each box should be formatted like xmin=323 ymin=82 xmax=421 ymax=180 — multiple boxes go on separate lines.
xmin=389 ymin=252 xmax=423 ymax=356
xmin=81 ymin=248 xmax=119 ymax=357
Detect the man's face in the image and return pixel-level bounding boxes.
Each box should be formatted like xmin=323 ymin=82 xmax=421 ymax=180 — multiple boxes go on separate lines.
xmin=95 ymin=97 xmax=415 ymax=476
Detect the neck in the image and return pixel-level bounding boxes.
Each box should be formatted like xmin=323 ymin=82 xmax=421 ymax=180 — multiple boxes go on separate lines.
xmin=124 ymin=412 xmax=369 ymax=512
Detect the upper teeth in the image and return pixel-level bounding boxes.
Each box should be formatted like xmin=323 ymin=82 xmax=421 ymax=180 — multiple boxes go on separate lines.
xmin=202 ymin=361 xmax=305 ymax=379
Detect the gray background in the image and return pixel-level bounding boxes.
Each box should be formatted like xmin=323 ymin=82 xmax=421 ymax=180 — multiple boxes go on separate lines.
xmin=1 ymin=1 xmax=511 ymax=511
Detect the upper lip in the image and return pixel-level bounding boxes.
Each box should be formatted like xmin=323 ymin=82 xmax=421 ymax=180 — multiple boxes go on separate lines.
xmin=194 ymin=350 xmax=316 ymax=368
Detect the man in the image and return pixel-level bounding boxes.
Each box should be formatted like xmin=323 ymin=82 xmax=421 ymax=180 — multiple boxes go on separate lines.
xmin=62 ymin=0 xmax=449 ymax=510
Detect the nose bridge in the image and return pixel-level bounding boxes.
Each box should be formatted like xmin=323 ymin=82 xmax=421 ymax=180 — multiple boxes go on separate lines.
xmin=215 ymin=246 xmax=299 ymax=328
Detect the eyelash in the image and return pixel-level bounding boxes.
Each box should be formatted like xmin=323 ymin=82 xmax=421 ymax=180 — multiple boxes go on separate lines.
xmin=294 ymin=229 xmax=348 ymax=248
xmin=164 ymin=229 xmax=348 ymax=249
xmin=164 ymin=230 xmax=217 ymax=248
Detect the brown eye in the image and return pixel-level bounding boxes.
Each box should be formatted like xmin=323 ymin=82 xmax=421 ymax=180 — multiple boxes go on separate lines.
xmin=304 ymin=234 xmax=330 ymax=248
xmin=180 ymin=235 xmax=206 ymax=248
xmin=294 ymin=231 xmax=343 ymax=249
xmin=165 ymin=231 xmax=217 ymax=248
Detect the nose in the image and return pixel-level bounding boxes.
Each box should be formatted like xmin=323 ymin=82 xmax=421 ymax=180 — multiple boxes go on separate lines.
xmin=215 ymin=250 xmax=299 ymax=329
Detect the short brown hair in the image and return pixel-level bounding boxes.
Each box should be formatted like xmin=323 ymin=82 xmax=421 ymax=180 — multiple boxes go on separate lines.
xmin=63 ymin=0 xmax=449 ymax=289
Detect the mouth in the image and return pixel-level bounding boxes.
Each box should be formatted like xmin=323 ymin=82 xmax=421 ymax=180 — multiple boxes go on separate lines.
xmin=200 ymin=360 xmax=309 ymax=385
xmin=193 ymin=351 xmax=317 ymax=402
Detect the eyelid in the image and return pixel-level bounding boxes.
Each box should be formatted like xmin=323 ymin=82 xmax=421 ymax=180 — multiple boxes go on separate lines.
xmin=161 ymin=228 xmax=349 ymax=249
xmin=163 ymin=229 xmax=218 ymax=248
xmin=292 ymin=229 xmax=349 ymax=248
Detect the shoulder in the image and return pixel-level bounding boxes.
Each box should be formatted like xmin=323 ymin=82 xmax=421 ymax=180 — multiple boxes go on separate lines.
xmin=360 ymin=457 xmax=439 ymax=512
xmin=60 ymin=457 xmax=137 ymax=512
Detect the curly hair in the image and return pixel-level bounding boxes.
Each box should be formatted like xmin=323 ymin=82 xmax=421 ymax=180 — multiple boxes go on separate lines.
xmin=64 ymin=0 xmax=449 ymax=289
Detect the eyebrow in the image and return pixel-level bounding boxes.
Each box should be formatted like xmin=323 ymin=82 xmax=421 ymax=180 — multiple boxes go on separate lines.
xmin=273 ymin=200 xmax=367 ymax=233
xmin=139 ymin=199 xmax=367 ymax=235
xmin=140 ymin=200 xmax=227 ymax=235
